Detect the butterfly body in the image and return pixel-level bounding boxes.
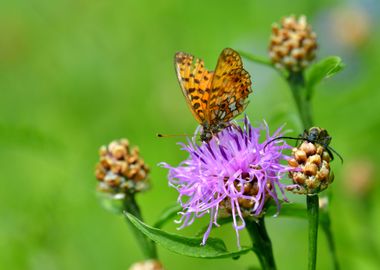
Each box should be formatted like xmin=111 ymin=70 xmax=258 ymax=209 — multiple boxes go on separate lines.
xmin=175 ymin=48 xmax=252 ymax=141
xmin=199 ymin=120 xmax=228 ymax=142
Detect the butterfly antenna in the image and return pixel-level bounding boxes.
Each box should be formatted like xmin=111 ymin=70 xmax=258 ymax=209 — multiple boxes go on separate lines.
xmin=156 ymin=133 xmax=192 ymax=138
xmin=263 ymin=136 xmax=301 ymax=150
xmin=327 ymin=146 xmax=344 ymax=164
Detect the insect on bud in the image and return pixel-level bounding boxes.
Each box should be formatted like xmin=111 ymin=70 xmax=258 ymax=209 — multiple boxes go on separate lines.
xmin=287 ymin=127 xmax=338 ymax=195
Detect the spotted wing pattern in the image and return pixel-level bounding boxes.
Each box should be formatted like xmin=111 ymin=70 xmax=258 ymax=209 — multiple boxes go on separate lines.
xmin=175 ymin=48 xmax=252 ymax=137
xmin=207 ymin=48 xmax=252 ymax=123
xmin=175 ymin=52 xmax=213 ymax=124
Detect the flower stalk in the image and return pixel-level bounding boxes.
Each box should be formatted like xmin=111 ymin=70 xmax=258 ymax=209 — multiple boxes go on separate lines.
xmin=95 ymin=138 xmax=157 ymax=260
xmin=288 ymin=71 xmax=313 ymax=129
xmin=123 ymin=194 xmax=158 ymax=259
xmin=287 ymin=72 xmax=338 ymax=270
xmin=246 ymin=218 xmax=276 ymax=270
xmin=306 ymin=195 xmax=319 ymax=270
xmin=288 ymin=72 xmax=319 ymax=270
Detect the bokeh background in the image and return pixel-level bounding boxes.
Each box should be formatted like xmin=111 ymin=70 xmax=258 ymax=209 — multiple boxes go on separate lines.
xmin=1 ymin=0 xmax=380 ymax=269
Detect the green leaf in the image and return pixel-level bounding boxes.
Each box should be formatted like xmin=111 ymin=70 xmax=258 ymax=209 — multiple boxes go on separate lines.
xmin=195 ymin=202 xmax=307 ymax=236
xmin=306 ymin=56 xmax=344 ymax=89
xmin=266 ymin=202 xmax=307 ymax=219
xmin=278 ymin=203 xmax=307 ymax=219
xmin=97 ymin=193 xmax=124 ymax=214
xmin=238 ymin=50 xmax=273 ymax=67
xmin=153 ymin=204 xmax=182 ymax=229
xmin=195 ymin=217 xmax=233 ymax=237
xmin=125 ymin=213 xmax=252 ymax=259
xmin=267 ymin=201 xmax=334 ymax=224
xmin=196 ymin=202 xmax=307 ymax=237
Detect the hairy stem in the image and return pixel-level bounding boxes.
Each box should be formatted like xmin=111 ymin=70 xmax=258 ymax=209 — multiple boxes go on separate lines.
xmin=246 ymin=218 xmax=276 ymax=270
xmin=123 ymin=195 xmax=157 ymax=259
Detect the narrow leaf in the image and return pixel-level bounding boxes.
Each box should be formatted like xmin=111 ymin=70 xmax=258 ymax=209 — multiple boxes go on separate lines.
xmin=125 ymin=213 xmax=251 ymax=259
xmin=195 ymin=202 xmax=307 ymax=238
xmin=97 ymin=193 xmax=124 ymax=214
xmin=307 ymin=56 xmax=344 ymax=89
xmin=263 ymin=200 xmax=307 ymax=219
xmin=153 ymin=204 xmax=182 ymax=229
xmin=267 ymin=202 xmax=307 ymax=219
xmin=195 ymin=217 xmax=233 ymax=237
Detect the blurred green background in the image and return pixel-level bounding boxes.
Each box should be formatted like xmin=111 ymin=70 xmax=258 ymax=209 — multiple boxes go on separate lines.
xmin=1 ymin=0 xmax=380 ymax=269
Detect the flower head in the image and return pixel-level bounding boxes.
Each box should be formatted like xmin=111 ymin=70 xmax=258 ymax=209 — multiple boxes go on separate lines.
xmin=160 ymin=116 xmax=292 ymax=246
xmin=287 ymin=127 xmax=335 ymax=195
xmin=269 ymin=15 xmax=317 ymax=72
xmin=95 ymin=138 xmax=150 ymax=199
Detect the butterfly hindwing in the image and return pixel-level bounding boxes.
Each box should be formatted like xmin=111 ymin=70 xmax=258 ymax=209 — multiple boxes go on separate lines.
xmin=207 ymin=48 xmax=252 ymax=123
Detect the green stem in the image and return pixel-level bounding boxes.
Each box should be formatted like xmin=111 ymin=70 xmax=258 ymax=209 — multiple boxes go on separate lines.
xmin=288 ymin=71 xmax=313 ymax=129
xmin=123 ymin=195 xmax=157 ymax=259
xmin=287 ymin=71 xmax=340 ymax=269
xmin=246 ymin=218 xmax=276 ymax=270
xmin=307 ymin=195 xmax=319 ymax=270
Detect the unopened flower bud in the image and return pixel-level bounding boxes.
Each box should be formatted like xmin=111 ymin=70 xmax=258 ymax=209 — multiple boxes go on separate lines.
xmin=95 ymin=138 xmax=150 ymax=199
xmin=129 ymin=260 xmax=164 ymax=270
xmin=287 ymin=127 xmax=335 ymax=195
xmin=269 ymin=15 xmax=317 ymax=72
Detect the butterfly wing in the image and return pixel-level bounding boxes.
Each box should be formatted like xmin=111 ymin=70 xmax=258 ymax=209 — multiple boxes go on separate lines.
xmin=207 ymin=48 xmax=252 ymax=123
xmin=175 ymin=52 xmax=213 ymax=124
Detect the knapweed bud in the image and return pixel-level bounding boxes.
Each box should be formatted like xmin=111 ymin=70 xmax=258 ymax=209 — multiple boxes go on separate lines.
xmin=95 ymin=138 xmax=150 ymax=199
xmin=269 ymin=15 xmax=317 ymax=72
xmin=287 ymin=127 xmax=335 ymax=195
xmin=129 ymin=260 xmax=164 ymax=270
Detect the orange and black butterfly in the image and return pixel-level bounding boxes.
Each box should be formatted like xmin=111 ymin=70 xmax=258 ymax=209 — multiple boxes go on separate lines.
xmin=175 ymin=48 xmax=253 ymax=141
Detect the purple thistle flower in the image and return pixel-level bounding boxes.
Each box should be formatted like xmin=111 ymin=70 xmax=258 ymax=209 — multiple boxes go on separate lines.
xmin=160 ymin=116 xmax=292 ymax=247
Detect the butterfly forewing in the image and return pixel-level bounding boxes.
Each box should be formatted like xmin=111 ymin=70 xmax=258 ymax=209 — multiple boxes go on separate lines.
xmin=207 ymin=48 xmax=252 ymax=123
xmin=175 ymin=52 xmax=213 ymax=124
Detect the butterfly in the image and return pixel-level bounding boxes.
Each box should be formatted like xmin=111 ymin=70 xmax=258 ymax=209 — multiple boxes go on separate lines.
xmin=175 ymin=48 xmax=253 ymax=141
